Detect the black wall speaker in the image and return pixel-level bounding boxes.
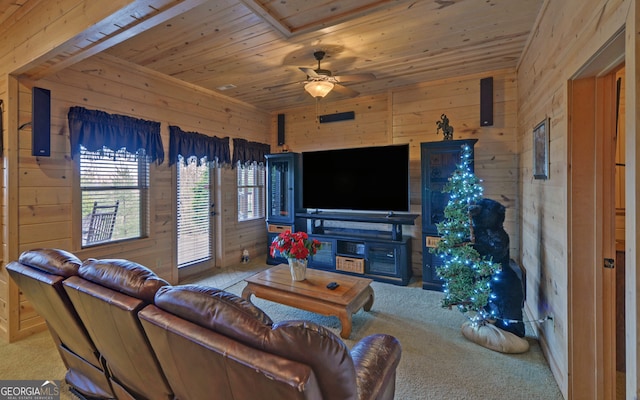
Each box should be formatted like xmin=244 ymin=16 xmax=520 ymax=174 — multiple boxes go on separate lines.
xmin=318 ymin=111 xmax=355 ymax=123
xmin=32 ymin=87 xmax=51 ymax=157
xmin=480 ymin=77 xmax=493 ymax=127
xmin=277 ymin=113 xmax=285 ymax=145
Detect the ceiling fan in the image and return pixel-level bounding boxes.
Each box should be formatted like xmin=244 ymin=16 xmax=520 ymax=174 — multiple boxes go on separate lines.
xmin=268 ymin=51 xmax=376 ymax=98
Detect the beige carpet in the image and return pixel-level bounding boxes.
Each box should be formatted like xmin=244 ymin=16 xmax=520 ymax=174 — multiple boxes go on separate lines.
xmin=0 ymin=330 xmax=73 ymax=399
xmin=223 ymin=278 xmax=563 ymax=400
xmin=0 ymin=268 xmax=562 ymax=399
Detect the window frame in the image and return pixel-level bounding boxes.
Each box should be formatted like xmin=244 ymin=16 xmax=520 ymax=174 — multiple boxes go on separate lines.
xmin=237 ymin=161 xmax=266 ymax=222
xmin=78 ymin=145 xmax=150 ymax=248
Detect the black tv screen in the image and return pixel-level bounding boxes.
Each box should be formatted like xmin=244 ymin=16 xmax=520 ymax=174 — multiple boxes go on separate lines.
xmin=302 ymin=144 xmax=410 ymax=212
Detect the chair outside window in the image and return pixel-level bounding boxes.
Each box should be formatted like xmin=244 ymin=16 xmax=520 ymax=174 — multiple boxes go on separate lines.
xmin=83 ymin=201 xmax=119 ymax=246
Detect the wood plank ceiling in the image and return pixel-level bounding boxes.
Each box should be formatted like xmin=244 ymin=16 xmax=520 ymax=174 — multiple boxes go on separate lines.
xmin=6 ymin=0 xmax=544 ymax=112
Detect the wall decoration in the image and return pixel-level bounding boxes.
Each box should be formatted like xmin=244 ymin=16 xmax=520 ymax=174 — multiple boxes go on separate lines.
xmin=533 ymin=118 xmax=549 ymax=180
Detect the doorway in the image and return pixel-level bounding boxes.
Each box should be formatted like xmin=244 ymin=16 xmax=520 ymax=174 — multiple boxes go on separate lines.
xmin=568 ymin=30 xmax=624 ymax=399
xmin=176 ymin=155 xmax=218 ymax=280
xmin=613 ymin=66 xmax=626 ymax=400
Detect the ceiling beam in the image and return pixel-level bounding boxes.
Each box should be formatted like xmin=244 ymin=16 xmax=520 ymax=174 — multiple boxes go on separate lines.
xmin=18 ymin=0 xmax=208 ymax=80
xmin=239 ymin=0 xmax=399 ymax=38
xmin=238 ymin=0 xmax=294 ymax=37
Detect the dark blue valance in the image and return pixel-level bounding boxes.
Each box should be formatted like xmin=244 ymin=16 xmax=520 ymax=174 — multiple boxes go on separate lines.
xmin=232 ymin=138 xmax=270 ymax=167
xmin=68 ymin=106 xmax=164 ymax=164
xmin=168 ymin=125 xmax=231 ymax=166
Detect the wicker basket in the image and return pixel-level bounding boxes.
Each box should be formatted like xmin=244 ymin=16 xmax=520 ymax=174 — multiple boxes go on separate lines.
xmin=336 ymin=256 xmax=365 ymax=274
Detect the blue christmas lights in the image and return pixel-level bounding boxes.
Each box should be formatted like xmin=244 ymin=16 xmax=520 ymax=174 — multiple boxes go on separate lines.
xmin=430 ymin=143 xmax=501 ymax=324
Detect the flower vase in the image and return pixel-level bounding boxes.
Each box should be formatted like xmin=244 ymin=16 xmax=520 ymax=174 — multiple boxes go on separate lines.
xmin=288 ymin=258 xmax=307 ymax=281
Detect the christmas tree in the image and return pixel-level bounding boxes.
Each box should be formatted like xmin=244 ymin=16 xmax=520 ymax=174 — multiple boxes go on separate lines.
xmin=430 ymin=144 xmax=500 ymax=324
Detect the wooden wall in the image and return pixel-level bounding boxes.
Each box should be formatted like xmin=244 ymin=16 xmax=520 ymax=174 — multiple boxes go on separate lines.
xmin=626 ymin=6 xmax=640 ymax=398
xmin=615 ymin=67 xmax=626 ymax=243
xmin=0 ymin=76 xmax=7 ymax=338
xmin=2 ymin=53 xmax=271 ymax=340
xmin=0 ymin=2 xmax=637 ymax=397
xmin=516 ymin=0 xmax=631 ymax=398
xmin=271 ymin=69 xmax=519 ymax=280
xmin=0 ymin=0 xmax=167 ymax=342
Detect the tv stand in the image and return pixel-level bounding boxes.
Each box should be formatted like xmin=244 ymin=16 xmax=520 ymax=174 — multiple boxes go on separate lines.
xmin=263 ymin=153 xmax=417 ymax=286
xmin=297 ymin=211 xmax=418 ymax=241
xmin=294 ymin=211 xmax=418 ymax=286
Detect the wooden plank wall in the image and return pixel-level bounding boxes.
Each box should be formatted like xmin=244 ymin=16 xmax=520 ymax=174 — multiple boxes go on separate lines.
xmin=615 ymin=67 xmax=626 ymax=243
xmin=516 ymin=0 xmax=629 ymax=397
xmin=5 ymin=53 xmax=270 ymax=340
xmin=218 ymin=167 xmax=267 ymax=268
xmin=626 ymin=5 xmax=640 ymax=398
xmin=271 ymin=69 xmax=519 ymax=279
xmin=0 ymin=76 xmax=6 ymax=337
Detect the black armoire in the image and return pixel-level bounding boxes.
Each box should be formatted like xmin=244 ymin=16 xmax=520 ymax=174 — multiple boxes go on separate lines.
xmin=421 ymin=139 xmax=478 ymax=290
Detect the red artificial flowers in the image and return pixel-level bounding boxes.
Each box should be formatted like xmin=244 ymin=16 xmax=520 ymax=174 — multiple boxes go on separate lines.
xmin=270 ymin=230 xmax=321 ymax=260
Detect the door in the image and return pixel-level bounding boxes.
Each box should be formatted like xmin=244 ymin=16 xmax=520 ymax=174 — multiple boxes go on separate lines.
xmin=176 ymin=155 xmax=215 ymax=268
xmin=568 ymin=62 xmax=622 ymax=400
xmin=266 ymin=154 xmax=296 ymax=224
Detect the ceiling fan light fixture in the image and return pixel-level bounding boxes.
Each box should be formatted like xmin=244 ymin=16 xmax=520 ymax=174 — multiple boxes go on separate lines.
xmin=304 ymin=81 xmax=334 ymax=98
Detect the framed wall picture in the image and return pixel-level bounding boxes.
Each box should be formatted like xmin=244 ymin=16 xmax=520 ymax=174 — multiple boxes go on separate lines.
xmin=533 ymin=118 xmax=549 ymax=180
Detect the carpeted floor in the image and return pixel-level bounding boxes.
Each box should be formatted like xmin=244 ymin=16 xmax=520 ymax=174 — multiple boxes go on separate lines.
xmin=222 ymin=278 xmax=563 ymax=400
xmin=0 ymin=263 xmax=563 ymax=399
xmin=0 ymin=329 xmax=72 ymax=398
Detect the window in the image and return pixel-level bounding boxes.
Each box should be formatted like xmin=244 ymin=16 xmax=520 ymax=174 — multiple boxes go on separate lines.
xmin=80 ymin=146 xmax=149 ymax=247
xmin=237 ymin=162 xmax=265 ymax=221
xmin=177 ymin=155 xmax=211 ymax=267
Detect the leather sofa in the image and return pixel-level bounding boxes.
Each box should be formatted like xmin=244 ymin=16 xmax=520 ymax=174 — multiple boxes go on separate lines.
xmin=7 ymin=249 xmax=402 ymax=400
xmin=6 ymin=249 xmax=115 ymax=399
xmin=63 ymin=258 xmax=174 ymax=399
xmin=140 ymin=284 xmax=401 ymax=400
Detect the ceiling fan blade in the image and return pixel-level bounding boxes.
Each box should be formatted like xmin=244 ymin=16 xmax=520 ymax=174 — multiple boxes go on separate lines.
xmin=299 ymin=67 xmax=320 ymax=78
xmin=334 ymin=73 xmax=376 ymax=83
xmin=331 ymin=83 xmax=359 ymax=97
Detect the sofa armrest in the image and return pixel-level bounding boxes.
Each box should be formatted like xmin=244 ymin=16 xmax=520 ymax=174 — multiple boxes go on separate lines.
xmin=350 ymin=334 xmax=401 ymax=400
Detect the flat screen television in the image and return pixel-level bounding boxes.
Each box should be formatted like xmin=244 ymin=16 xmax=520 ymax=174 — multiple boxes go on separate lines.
xmin=302 ymin=144 xmax=410 ymax=212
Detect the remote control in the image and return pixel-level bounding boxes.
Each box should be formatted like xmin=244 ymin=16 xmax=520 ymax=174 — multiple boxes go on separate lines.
xmin=326 ymin=282 xmax=339 ymax=290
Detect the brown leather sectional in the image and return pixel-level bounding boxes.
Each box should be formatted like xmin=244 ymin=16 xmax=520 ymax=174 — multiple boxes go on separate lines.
xmin=7 ymin=248 xmax=402 ymax=400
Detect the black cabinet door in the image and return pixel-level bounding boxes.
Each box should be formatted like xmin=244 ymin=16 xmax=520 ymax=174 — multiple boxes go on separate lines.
xmin=308 ymin=236 xmax=336 ymax=270
xmin=420 ymin=139 xmax=477 ymax=290
xmin=420 ymin=139 xmax=477 ymax=235
xmin=265 ymin=153 xmax=302 ymax=225
xmin=422 ymin=234 xmax=444 ymax=291
xmin=366 ymin=243 xmax=399 ymax=277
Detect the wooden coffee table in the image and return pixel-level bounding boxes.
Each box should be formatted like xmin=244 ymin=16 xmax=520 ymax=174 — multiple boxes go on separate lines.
xmin=242 ymin=264 xmax=374 ymax=339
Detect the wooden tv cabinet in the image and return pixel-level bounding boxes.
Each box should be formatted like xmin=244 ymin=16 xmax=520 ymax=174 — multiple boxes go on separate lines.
xmin=294 ymin=212 xmax=418 ymax=286
xmin=264 ymin=152 xmax=417 ymax=286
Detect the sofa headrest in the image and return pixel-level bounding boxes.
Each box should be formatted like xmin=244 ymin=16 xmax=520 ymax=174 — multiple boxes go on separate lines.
xmin=154 ymin=285 xmax=273 ymax=337
xmin=18 ymin=248 xmax=82 ymax=278
xmin=79 ymin=259 xmax=169 ymax=303
xmin=265 ymin=320 xmax=356 ymax=399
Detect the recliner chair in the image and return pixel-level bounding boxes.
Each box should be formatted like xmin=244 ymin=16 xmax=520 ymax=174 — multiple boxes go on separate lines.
xmin=63 ymin=258 xmax=173 ymax=400
xmin=139 ymin=284 xmax=401 ymax=400
xmin=6 ymin=249 xmax=115 ymax=399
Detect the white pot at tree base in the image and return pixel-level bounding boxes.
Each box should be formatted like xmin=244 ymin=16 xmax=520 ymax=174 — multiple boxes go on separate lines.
xmin=461 ymin=320 xmax=530 ymax=354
